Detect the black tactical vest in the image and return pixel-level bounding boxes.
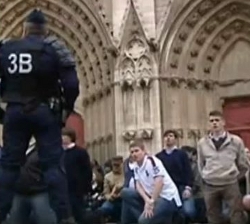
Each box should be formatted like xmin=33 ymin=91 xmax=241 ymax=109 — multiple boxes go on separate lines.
xmin=0 ymin=37 xmax=61 ymax=104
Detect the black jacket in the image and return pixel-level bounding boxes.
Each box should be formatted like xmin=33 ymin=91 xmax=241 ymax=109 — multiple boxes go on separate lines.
xmin=63 ymin=145 xmax=92 ymax=196
xmin=15 ymin=147 xmax=47 ymax=195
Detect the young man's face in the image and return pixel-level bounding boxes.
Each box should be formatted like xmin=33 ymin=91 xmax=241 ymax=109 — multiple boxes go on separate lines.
xmin=62 ymin=135 xmax=72 ymax=149
xmin=112 ymin=162 xmax=122 ymax=173
xmin=129 ymin=146 xmax=145 ymax=163
xmin=209 ymin=115 xmax=225 ymax=132
xmin=164 ymin=133 xmax=176 ymax=147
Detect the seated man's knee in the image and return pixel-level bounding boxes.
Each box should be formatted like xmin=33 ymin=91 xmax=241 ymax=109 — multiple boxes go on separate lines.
xmin=138 ymin=215 xmax=150 ymax=224
xmin=99 ymin=201 xmax=114 ymax=214
xmin=120 ymin=188 xmax=138 ymax=199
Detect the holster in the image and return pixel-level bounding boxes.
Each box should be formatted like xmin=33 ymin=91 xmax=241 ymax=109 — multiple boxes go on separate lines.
xmin=47 ymin=97 xmax=69 ymax=126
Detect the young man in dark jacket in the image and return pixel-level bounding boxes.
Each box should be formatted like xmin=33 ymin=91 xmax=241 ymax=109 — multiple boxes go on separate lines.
xmin=156 ymin=130 xmax=195 ymax=223
xmin=62 ymin=128 xmax=92 ymax=224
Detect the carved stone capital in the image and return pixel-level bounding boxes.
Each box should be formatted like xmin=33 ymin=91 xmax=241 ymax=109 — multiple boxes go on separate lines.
xmin=167 ymin=77 xmax=182 ymax=88
xmin=137 ymin=129 xmax=153 ymax=140
xmin=203 ymin=80 xmax=215 ymax=90
xmin=120 ymin=79 xmax=134 ymax=91
xmin=106 ymin=45 xmax=120 ymax=57
xmin=136 ymin=77 xmax=151 ymax=88
xmin=82 ymin=98 xmax=90 ymax=107
xmin=97 ymin=136 xmax=105 ymax=143
xmin=186 ymin=78 xmax=198 ymax=89
xmin=188 ymin=129 xmax=202 ymax=139
xmin=122 ymin=130 xmax=136 ymax=141
xmin=90 ymin=94 xmax=97 ymax=103
xmin=96 ymin=90 xmax=104 ymax=100
xmin=172 ymin=129 xmax=184 ymax=138
xmin=105 ymin=134 xmax=113 ymax=141
xmin=147 ymin=38 xmax=159 ymax=52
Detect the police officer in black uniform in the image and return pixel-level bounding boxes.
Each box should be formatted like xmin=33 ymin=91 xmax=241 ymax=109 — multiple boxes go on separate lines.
xmin=0 ymin=9 xmax=79 ymax=224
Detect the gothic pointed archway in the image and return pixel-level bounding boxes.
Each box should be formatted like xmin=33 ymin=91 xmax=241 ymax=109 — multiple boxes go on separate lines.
xmin=159 ymin=0 xmax=250 ymax=145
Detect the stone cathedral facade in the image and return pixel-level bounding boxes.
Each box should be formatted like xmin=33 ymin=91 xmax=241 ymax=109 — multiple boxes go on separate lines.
xmin=1 ymin=0 xmax=250 ymax=162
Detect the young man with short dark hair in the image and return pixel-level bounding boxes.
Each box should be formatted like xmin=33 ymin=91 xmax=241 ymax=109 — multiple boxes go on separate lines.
xmin=121 ymin=139 xmax=181 ymax=224
xmin=62 ymin=127 xmax=92 ymax=224
xmin=197 ymin=110 xmax=249 ymax=224
xmin=156 ymin=130 xmax=195 ymax=223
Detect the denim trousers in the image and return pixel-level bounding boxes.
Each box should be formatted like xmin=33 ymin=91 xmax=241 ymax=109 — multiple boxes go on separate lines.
xmin=120 ymin=188 xmax=178 ymax=224
xmin=6 ymin=193 xmax=57 ymax=224
xmin=98 ymin=198 xmax=122 ymax=221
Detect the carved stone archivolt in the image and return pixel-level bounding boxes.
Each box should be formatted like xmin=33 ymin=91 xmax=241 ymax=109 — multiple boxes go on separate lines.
xmin=161 ymin=0 xmax=250 ymax=80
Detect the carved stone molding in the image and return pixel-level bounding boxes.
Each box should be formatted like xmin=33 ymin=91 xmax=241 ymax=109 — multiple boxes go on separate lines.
xmin=137 ymin=129 xmax=154 ymax=140
xmin=122 ymin=130 xmax=137 ymax=141
xmin=160 ymin=77 xmax=217 ymax=91
xmin=188 ymin=129 xmax=202 ymax=139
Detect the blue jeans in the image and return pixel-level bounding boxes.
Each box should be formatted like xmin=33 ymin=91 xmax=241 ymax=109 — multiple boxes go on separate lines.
xmin=6 ymin=193 xmax=57 ymax=224
xmin=121 ymin=188 xmax=178 ymax=224
xmin=0 ymin=104 xmax=71 ymax=222
xmin=98 ymin=199 xmax=122 ymax=221
xmin=178 ymin=186 xmax=196 ymax=222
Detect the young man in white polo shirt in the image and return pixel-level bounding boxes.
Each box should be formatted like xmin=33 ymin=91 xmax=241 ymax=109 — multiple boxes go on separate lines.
xmin=121 ymin=139 xmax=182 ymax=224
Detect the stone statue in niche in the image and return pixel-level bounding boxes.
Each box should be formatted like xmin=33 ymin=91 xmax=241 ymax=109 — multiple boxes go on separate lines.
xmin=120 ymin=57 xmax=136 ymax=130
xmin=137 ymin=55 xmax=152 ymax=123
xmin=137 ymin=55 xmax=152 ymax=88
xmin=120 ymin=57 xmax=135 ymax=90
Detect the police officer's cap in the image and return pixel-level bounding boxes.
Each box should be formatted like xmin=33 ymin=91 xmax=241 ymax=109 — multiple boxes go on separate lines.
xmin=26 ymin=9 xmax=46 ymax=25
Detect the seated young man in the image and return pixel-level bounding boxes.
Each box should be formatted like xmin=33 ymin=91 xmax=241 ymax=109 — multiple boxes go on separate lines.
xmin=98 ymin=156 xmax=124 ymax=222
xmin=121 ymin=139 xmax=182 ymax=224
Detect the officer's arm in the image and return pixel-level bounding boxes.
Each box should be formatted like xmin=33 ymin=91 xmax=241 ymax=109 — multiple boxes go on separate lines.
xmin=45 ymin=37 xmax=79 ymax=111
xmin=59 ymin=67 xmax=79 ymax=111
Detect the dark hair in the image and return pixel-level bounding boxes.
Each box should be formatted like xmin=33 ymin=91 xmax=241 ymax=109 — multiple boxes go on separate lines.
xmin=62 ymin=127 xmax=76 ymax=142
xmin=129 ymin=138 xmax=145 ymax=150
xmin=209 ymin=110 xmax=223 ymax=117
xmin=163 ymin=129 xmax=178 ymax=138
xmin=181 ymin=146 xmax=197 ymax=155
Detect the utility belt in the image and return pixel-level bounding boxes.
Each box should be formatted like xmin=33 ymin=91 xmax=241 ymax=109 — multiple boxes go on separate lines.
xmin=19 ymin=96 xmax=69 ymax=126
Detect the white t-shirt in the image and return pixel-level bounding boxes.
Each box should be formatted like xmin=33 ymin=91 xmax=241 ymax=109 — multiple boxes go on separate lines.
xmin=134 ymin=155 xmax=182 ymax=207
xmin=128 ymin=162 xmax=136 ymax=189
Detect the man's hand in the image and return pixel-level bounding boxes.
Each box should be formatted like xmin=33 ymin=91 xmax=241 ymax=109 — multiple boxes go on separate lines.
xmin=143 ymin=200 xmax=154 ymax=218
xmin=106 ymin=194 xmax=114 ymax=201
xmin=182 ymin=188 xmax=192 ymax=199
